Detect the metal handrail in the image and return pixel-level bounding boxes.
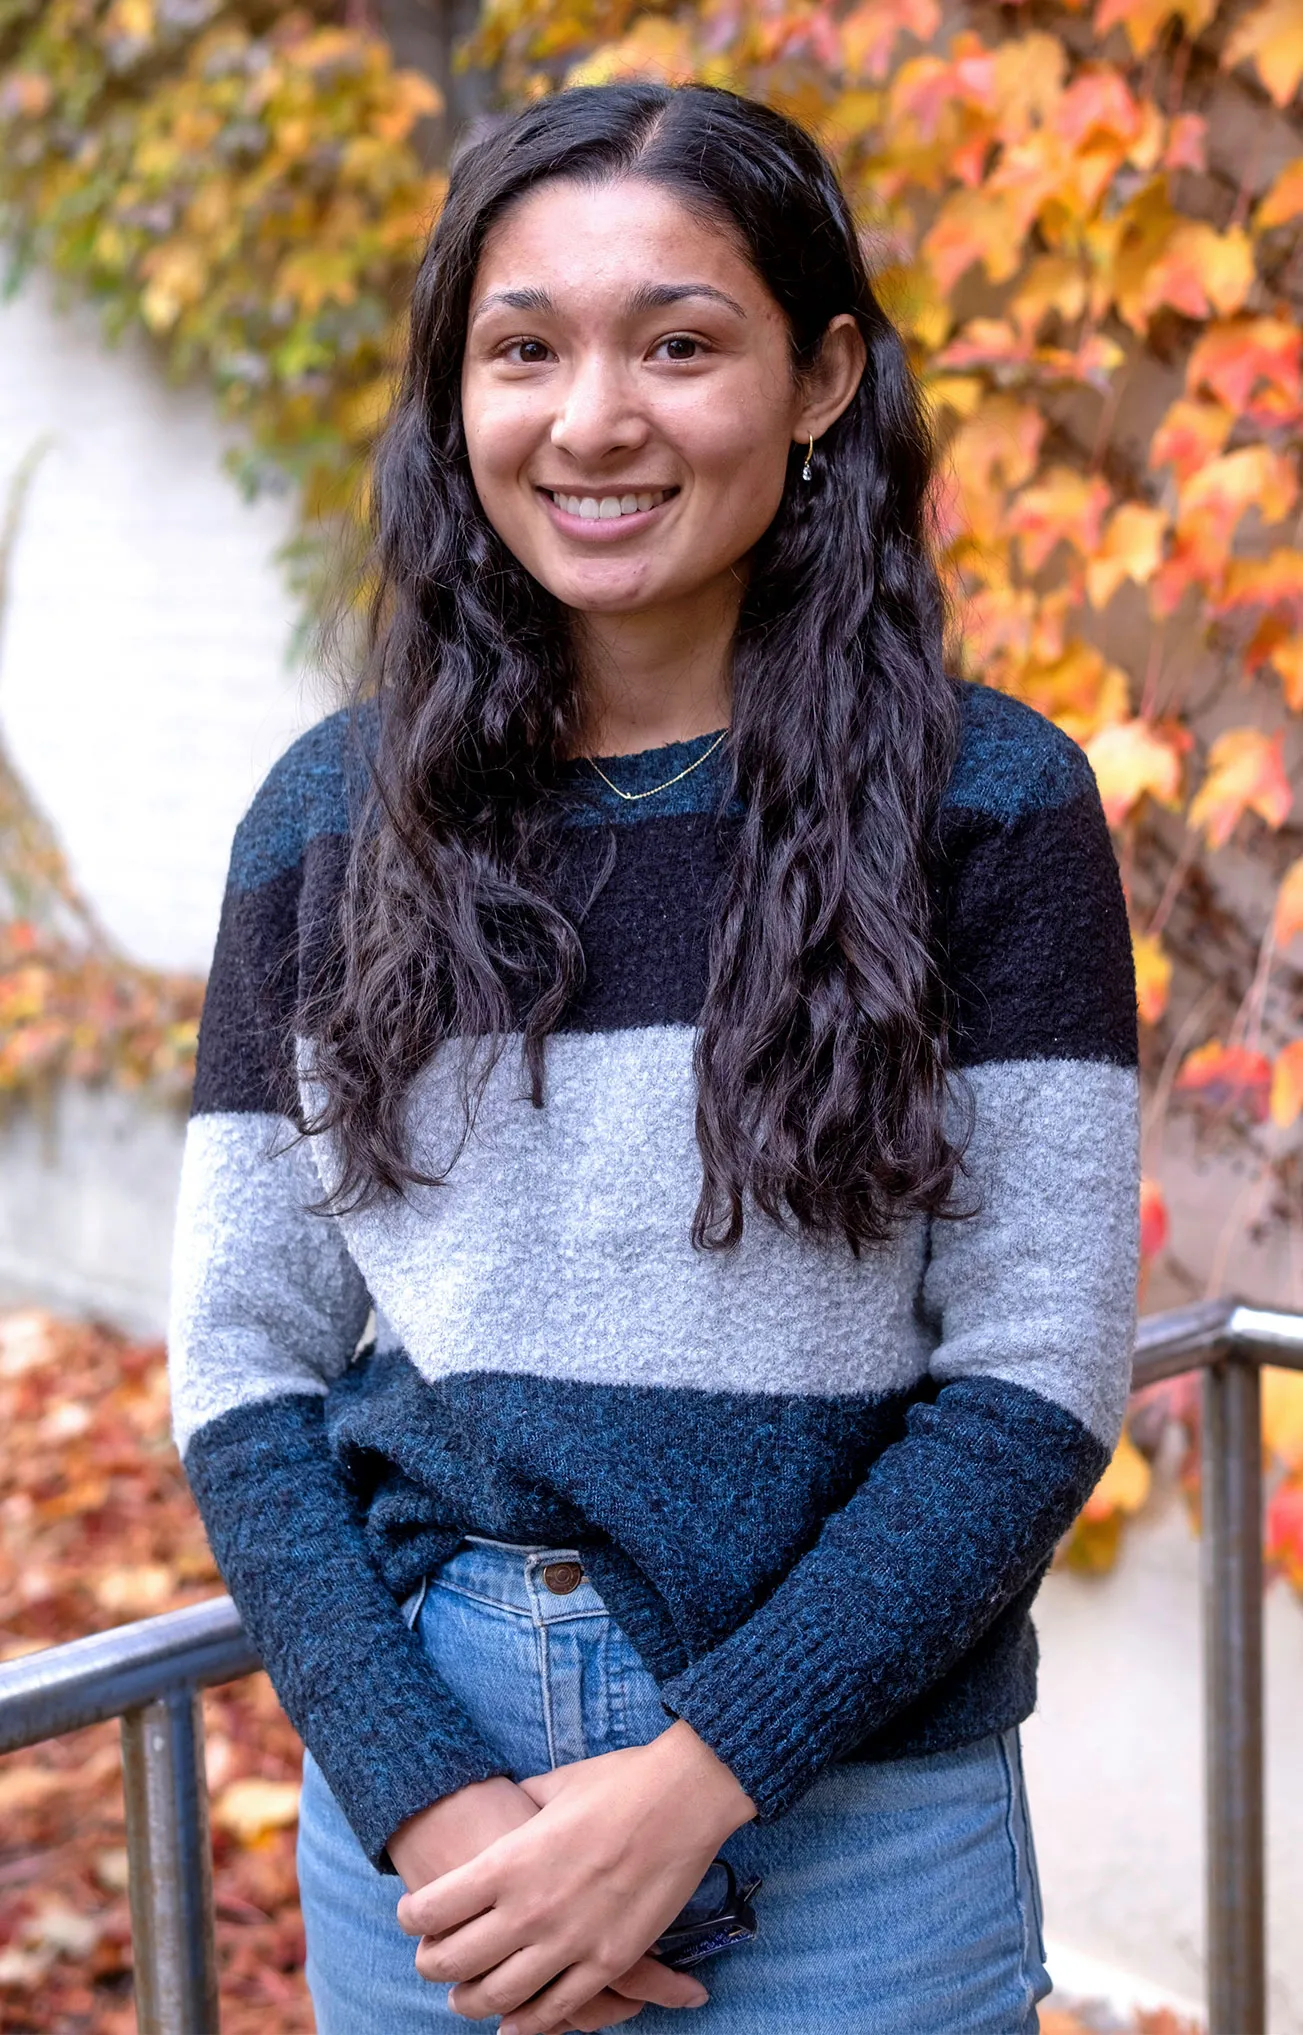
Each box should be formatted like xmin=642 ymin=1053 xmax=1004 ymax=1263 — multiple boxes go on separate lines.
xmin=2 ymin=1301 xmax=1302 ymax=2035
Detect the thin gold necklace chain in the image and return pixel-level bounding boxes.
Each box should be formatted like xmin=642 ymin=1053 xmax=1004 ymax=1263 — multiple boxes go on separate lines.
xmin=585 ymin=728 xmax=727 ymax=803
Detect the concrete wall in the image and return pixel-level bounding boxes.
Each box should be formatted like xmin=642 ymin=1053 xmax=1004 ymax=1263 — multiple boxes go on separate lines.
xmin=0 ymin=276 xmax=317 ymax=974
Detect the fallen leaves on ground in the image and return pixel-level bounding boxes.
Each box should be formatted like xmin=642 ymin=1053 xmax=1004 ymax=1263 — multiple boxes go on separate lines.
xmin=0 ymin=1308 xmax=312 ymax=2033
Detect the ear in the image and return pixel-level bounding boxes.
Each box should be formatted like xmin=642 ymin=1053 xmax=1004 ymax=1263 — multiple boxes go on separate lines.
xmin=793 ymin=313 xmax=867 ymax=452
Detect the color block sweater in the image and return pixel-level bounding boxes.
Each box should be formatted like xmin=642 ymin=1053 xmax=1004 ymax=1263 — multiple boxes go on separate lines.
xmin=169 ymin=681 xmax=1139 ymax=1870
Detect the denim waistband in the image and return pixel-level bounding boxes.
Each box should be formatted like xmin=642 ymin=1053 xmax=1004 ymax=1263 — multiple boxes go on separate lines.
xmin=425 ymin=1534 xmax=609 ymax=1625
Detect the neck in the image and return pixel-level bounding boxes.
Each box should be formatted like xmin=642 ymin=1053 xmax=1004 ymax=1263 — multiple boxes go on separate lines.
xmin=570 ymin=574 xmax=739 ymax=757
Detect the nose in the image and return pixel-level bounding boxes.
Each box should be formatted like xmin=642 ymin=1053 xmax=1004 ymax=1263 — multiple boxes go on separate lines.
xmin=549 ymin=351 xmax=650 ymax=468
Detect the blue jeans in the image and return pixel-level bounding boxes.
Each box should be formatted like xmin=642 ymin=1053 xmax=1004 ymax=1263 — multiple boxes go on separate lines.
xmin=299 ymin=1539 xmax=1050 ymax=2033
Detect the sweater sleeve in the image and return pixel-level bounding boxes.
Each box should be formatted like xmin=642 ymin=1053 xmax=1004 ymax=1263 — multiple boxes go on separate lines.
xmin=659 ymin=706 xmax=1140 ymax=1820
xmin=168 ymin=721 xmax=507 ymax=1869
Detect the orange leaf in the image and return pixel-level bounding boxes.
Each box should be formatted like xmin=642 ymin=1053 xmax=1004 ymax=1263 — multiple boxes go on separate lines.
xmin=1086 ymin=719 xmax=1183 ymax=824
xmin=1266 ymin=636 xmax=1303 ymax=712
xmin=1186 ymin=317 xmax=1302 ymax=422
xmin=842 ymin=0 xmax=940 ymax=81
xmin=1094 ymin=0 xmax=1215 ymax=57
xmin=1132 ymin=931 xmax=1173 ymax=1024
xmin=1150 ymin=398 xmax=1233 ymax=481
xmin=1216 ymin=549 xmax=1303 ymax=616
xmin=1256 ymin=158 xmax=1303 ymax=230
xmin=1263 ymin=1369 xmax=1303 ymax=1469
xmin=1266 ymin=1474 xmax=1303 ymax=1592
xmin=1140 ymin=1175 xmax=1170 ymax=1259
xmin=1009 ymin=466 xmax=1111 ymax=572
xmin=1175 ymin=1039 xmax=1273 ymax=1117
xmin=1188 ymin=727 xmax=1292 ymax=847
xmin=1273 ymin=859 xmax=1303 ymax=945
xmin=1086 ymin=503 xmax=1169 ymax=608
xmin=1270 ymin=1040 xmax=1303 ymax=1126
xmin=1223 ymin=0 xmax=1303 ymax=108
xmin=1163 ymin=111 xmax=1207 ymax=172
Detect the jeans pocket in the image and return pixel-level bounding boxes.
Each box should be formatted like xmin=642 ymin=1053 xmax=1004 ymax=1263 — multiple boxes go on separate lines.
xmin=400 ymin=1576 xmax=429 ymax=1631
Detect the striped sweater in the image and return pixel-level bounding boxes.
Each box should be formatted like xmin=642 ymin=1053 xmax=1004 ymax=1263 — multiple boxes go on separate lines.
xmin=169 ymin=681 xmax=1139 ymax=1869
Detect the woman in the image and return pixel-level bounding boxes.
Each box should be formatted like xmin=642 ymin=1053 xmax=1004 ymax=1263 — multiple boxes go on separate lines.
xmin=169 ymin=82 xmax=1139 ymax=2035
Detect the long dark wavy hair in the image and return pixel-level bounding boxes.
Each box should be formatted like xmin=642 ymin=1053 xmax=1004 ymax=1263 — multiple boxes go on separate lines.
xmin=305 ymin=81 xmax=965 ymax=1250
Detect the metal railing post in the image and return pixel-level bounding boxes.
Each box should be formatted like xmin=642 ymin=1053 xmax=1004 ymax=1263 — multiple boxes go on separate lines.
xmin=1202 ymin=1354 xmax=1266 ymax=2035
xmin=120 ymin=1688 xmax=220 ymax=2035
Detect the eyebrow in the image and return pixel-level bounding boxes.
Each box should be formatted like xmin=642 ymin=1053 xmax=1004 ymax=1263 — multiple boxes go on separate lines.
xmin=470 ymin=281 xmax=749 ymax=324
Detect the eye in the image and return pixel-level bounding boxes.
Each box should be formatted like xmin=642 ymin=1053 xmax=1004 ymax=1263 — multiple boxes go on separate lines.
xmin=502 ymin=337 xmax=553 ymax=365
xmin=653 ymin=334 xmax=706 ymax=362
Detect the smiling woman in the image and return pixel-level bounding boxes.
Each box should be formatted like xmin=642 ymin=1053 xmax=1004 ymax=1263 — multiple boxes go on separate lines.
xmin=168 ymin=82 xmax=1139 ymax=2035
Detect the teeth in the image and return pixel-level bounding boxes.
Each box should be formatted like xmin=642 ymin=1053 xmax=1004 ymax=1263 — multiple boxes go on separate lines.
xmin=552 ymin=490 xmax=669 ymax=520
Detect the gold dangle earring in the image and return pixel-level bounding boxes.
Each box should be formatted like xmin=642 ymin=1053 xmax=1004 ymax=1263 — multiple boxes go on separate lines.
xmin=801 ymin=433 xmax=815 ymax=482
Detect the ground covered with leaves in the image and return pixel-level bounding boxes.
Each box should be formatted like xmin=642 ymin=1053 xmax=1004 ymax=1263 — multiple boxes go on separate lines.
xmin=0 ymin=1306 xmax=1203 ymax=2035
xmin=0 ymin=1309 xmax=311 ymax=2033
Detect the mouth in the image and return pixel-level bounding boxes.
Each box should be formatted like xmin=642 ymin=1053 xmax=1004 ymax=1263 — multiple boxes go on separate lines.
xmin=540 ymin=486 xmax=678 ymax=524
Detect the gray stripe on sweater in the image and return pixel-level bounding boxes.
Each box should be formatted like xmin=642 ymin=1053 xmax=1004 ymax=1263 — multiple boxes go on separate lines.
xmin=924 ymin=1056 xmax=1139 ymax=1447
xmin=169 ymin=1112 xmax=371 ymax=1455
xmin=170 ymin=1037 xmax=1136 ymax=1451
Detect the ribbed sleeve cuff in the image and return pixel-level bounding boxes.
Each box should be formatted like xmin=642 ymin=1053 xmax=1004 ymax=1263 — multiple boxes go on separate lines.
xmin=184 ymin=1392 xmax=508 ymax=1869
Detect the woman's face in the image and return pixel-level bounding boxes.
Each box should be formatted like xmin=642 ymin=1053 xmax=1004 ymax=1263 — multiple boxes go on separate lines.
xmin=461 ymin=177 xmax=855 ymax=620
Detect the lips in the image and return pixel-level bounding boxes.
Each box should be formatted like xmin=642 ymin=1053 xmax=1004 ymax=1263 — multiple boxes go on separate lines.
xmin=544 ymin=487 xmax=676 ymax=521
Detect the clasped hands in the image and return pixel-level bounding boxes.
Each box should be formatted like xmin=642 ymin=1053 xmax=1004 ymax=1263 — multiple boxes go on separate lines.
xmin=389 ymin=1721 xmax=756 ymax=2035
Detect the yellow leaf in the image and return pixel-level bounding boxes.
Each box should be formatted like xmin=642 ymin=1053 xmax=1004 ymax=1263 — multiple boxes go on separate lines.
xmin=1009 ymin=466 xmax=1111 ymax=573
xmin=1094 ymin=0 xmax=1215 ymax=58
xmin=1224 ymin=0 xmax=1303 ymax=108
xmin=1082 ymin=1431 xmax=1151 ymax=1521
xmin=1087 ymin=719 xmax=1183 ymax=825
xmin=1132 ymin=930 xmax=1172 ymax=1024
xmin=213 ymin=1778 xmax=301 ymax=1845
xmin=566 ymin=18 xmax=699 ymax=87
xmin=1270 ymin=1040 xmax=1303 ymax=1127
xmin=1188 ymin=727 xmax=1293 ymax=849
xmin=93 ymin=1564 xmax=174 ymax=1618
xmin=1274 ymin=859 xmax=1303 ymax=945
xmin=1086 ymin=503 xmax=1168 ymax=608
xmin=1263 ymin=1367 xmax=1303 ymax=1468
xmin=1256 ymin=158 xmax=1303 ymax=230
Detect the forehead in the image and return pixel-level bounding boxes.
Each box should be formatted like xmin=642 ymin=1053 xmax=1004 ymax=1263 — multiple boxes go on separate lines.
xmin=470 ymin=176 xmax=778 ymax=319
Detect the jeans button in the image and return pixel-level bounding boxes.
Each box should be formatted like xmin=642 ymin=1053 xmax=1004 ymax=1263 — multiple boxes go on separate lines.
xmin=542 ymin=1561 xmax=584 ymax=1595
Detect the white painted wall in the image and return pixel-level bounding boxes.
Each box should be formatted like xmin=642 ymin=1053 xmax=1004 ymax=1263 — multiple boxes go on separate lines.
xmin=0 ymin=276 xmax=321 ymax=974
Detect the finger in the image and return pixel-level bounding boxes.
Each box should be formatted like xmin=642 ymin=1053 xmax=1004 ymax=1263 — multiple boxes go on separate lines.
xmin=447 ymin=1946 xmax=576 ymax=2022
xmin=397 ymin=1860 xmax=497 ymax=1939
xmin=609 ymin=1956 xmax=709 ymax=2010
xmin=536 ymin=1990 xmax=646 ymax=2031
xmin=518 ymin=1769 xmax=565 ymax=1808
xmin=412 ymin=1911 xmax=530 ymax=1987
xmin=496 ymin=1962 xmax=622 ymax=2035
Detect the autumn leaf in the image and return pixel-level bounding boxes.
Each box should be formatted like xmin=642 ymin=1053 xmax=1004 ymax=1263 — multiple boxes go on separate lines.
xmin=1065 ymin=1426 xmax=1152 ymax=1571
xmin=1187 ymin=727 xmax=1292 ymax=848
xmin=1264 ymin=1368 xmax=1303 ymax=1470
xmin=1086 ymin=502 xmax=1168 ymax=608
xmin=1266 ymin=1474 xmax=1303 ymax=1591
xmin=1270 ymin=1039 xmax=1303 ymax=1126
xmin=1139 ymin=1175 xmax=1169 ymax=1259
xmin=1274 ymin=859 xmax=1303 ymax=948
xmin=1185 ymin=317 xmax=1302 ymax=423
xmin=1009 ymin=465 xmax=1111 ymax=572
xmin=1093 ymin=0 xmax=1215 ymax=58
xmin=214 ymin=1778 xmax=302 ymax=1845
xmin=1086 ymin=718 xmax=1182 ymax=824
xmin=1150 ymin=397 xmax=1233 ymax=481
xmin=842 ymin=0 xmax=940 ymax=81
xmin=1175 ymin=1039 xmax=1273 ymax=1117
xmin=1256 ymin=157 xmax=1303 ymax=230
xmin=1223 ymin=0 xmax=1303 ymax=109
xmin=1132 ymin=930 xmax=1173 ymax=1024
